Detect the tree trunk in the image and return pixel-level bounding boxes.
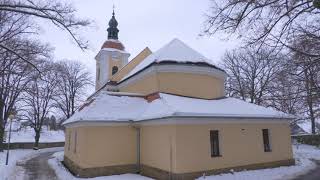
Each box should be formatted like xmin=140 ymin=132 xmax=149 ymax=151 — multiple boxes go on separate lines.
xmin=0 ymin=125 xmax=4 ymax=152
xmin=309 ymin=104 xmax=316 ymax=134
xmin=34 ymin=131 xmax=40 ymax=149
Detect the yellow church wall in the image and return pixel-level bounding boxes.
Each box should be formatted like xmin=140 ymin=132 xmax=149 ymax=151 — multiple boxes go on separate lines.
xmin=64 ymin=127 xmax=88 ymax=168
xmin=120 ymin=73 xmax=159 ymax=95
xmin=111 ymin=47 xmax=152 ymax=82
xmin=139 ymin=121 xmax=293 ymax=174
xmin=119 ymin=71 xmax=225 ymax=99
xmin=140 ymin=125 xmax=177 ymax=172
xmin=173 ymin=121 xmax=293 ymax=173
xmin=65 ymin=125 xmax=137 ymax=168
xmin=157 ymin=72 xmax=225 ymax=99
xmin=64 ymin=120 xmax=293 ymax=176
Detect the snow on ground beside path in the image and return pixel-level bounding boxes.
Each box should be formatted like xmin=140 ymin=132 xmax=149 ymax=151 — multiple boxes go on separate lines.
xmin=0 ymin=149 xmax=33 ymax=179
xmin=197 ymin=144 xmax=320 ymax=180
xmin=7 ymin=128 xmax=64 ymax=143
xmin=0 ymin=147 xmax=64 ymax=180
xmin=49 ymin=145 xmax=320 ymax=180
xmin=6 ymin=147 xmax=64 ymax=180
xmin=48 ymin=151 xmax=154 ymax=180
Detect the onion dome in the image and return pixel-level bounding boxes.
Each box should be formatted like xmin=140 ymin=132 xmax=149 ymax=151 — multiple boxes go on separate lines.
xmin=107 ymin=10 xmax=119 ymax=40
xmin=101 ymin=40 xmax=125 ymax=50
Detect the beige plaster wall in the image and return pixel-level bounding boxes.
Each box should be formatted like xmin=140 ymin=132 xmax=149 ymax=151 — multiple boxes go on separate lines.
xmin=65 ymin=121 xmax=293 ymax=174
xmin=120 ymin=73 xmax=159 ymax=95
xmin=174 ymin=122 xmax=293 ymax=173
xmin=64 ymin=127 xmax=87 ymax=167
xmin=65 ymin=126 xmax=137 ymax=168
xmin=157 ymin=72 xmax=225 ymax=99
xmin=140 ymin=125 xmax=177 ymax=172
xmin=120 ymin=72 xmax=225 ymax=99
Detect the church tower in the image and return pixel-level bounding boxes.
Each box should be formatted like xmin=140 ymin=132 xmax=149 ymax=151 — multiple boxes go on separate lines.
xmin=95 ymin=9 xmax=130 ymax=90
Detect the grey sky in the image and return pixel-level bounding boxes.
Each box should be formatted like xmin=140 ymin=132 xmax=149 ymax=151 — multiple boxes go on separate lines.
xmin=40 ymin=0 xmax=238 ymax=76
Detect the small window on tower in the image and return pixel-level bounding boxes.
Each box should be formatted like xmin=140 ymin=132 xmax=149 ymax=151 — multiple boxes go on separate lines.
xmin=112 ymin=66 xmax=118 ymax=75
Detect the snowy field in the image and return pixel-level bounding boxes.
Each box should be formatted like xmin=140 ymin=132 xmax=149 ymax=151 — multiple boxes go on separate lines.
xmin=6 ymin=128 xmax=64 ymax=143
xmin=47 ymin=144 xmax=320 ymax=180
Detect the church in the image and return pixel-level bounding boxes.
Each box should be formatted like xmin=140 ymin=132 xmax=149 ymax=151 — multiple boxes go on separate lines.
xmin=63 ymin=11 xmax=295 ymax=180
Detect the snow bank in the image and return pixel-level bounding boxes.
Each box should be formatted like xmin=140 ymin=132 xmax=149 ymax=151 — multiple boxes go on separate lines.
xmin=0 ymin=149 xmax=33 ymax=179
xmin=197 ymin=144 xmax=320 ymax=180
xmin=7 ymin=147 xmax=64 ymax=180
xmin=48 ymin=151 xmax=153 ymax=180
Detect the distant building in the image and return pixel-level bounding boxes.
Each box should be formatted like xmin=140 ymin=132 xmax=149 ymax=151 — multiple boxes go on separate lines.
xmin=63 ymin=10 xmax=295 ymax=180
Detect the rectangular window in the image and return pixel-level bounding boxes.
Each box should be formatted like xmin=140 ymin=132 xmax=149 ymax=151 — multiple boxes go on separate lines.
xmin=210 ymin=130 xmax=221 ymax=157
xmin=74 ymin=130 xmax=77 ymax=153
xmin=262 ymin=129 xmax=271 ymax=152
xmin=68 ymin=131 xmax=71 ymax=151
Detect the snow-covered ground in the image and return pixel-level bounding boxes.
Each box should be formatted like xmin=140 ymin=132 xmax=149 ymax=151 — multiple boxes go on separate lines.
xmin=0 ymin=149 xmax=33 ymax=179
xmin=0 ymin=147 xmax=63 ymax=180
xmin=298 ymin=120 xmax=319 ymax=134
xmin=48 ymin=144 xmax=320 ymax=180
xmin=6 ymin=128 xmax=64 ymax=143
xmin=197 ymin=144 xmax=320 ymax=180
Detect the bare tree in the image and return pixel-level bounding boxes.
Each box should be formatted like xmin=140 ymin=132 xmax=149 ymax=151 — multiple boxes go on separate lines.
xmin=21 ymin=60 xmax=59 ymax=148
xmin=0 ymin=0 xmax=90 ymax=69
xmin=0 ymin=39 xmax=49 ymax=151
xmin=204 ymin=0 xmax=320 ymax=59
xmin=222 ymin=46 xmax=282 ymax=105
xmin=291 ymin=37 xmax=320 ymax=134
xmin=0 ymin=0 xmax=90 ymax=49
xmin=54 ymin=60 xmax=92 ymax=120
xmin=267 ymin=62 xmax=305 ymax=116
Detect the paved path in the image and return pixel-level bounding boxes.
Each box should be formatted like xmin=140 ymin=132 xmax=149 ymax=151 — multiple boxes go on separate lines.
xmin=16 ymin=150 xmax=60 ymax=180
xmin=292 ymin=160 xmax=320 ymax=180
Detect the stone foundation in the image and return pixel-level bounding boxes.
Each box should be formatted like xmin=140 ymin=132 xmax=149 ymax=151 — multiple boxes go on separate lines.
xmin=64 ymin=156 xmax=295 ymax=180
xmin=141 ymin=159 xmax=295 ymax=180
xmin=63 ymin=156 xmax=138 ymax=178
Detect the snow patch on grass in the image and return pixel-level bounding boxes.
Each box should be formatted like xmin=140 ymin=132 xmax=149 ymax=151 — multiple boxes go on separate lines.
xmin=7 ymin=128 xmax=64 ymax=143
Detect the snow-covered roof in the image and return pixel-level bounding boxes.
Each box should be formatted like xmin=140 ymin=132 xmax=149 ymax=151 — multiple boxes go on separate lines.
xmin=63 ymin=92 xmax=294 ymax=125
xmin=100 ymin=48 xmax=128 ymax=54
xmin=121 ymin=38 xmax=217 ymax=81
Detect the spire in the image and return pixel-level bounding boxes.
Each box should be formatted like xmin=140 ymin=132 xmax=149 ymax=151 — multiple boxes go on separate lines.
xmin=107 ymin=6 xmax=119 ymax=40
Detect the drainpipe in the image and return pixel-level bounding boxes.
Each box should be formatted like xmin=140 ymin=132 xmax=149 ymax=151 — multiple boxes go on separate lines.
xmin=130 ymin=120 xmax=141 ymax=173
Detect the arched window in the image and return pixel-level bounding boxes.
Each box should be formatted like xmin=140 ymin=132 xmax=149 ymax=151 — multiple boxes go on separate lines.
xmin=112 ymin=66 xmax=118 ymax=75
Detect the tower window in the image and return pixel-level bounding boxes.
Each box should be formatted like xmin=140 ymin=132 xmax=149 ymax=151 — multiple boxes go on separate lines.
xmin=112 ymin=66 xmax=118 ymax=75
xmin=97 ymin=67 xmax=100 ymax=80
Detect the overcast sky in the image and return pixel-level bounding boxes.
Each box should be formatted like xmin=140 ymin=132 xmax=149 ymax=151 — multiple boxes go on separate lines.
xmin=39 ymin=0 xmax=238 ymax=76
